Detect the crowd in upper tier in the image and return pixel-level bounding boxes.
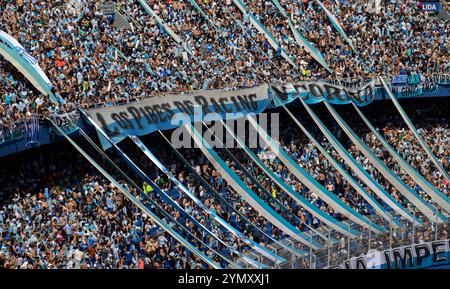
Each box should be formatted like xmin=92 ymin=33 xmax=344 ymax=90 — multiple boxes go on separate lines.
xmin=0 ymin=0 xmax=449 ymax=139
xmin=0 ymin=99 xmax=448 ymax=268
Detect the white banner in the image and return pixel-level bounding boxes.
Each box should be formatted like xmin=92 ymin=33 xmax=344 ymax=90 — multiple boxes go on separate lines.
xmin=272 ymin=79 xmax=376 ymax=106
xmin=85 ymin=84 xmax=271 ymax=144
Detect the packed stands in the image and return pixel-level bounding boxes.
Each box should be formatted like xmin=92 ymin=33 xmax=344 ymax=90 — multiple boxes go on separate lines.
xmin=0 ymin=0 xmax=449 ymax=270
xmin=0 ymin=0 xmax=449 ymax=127
xmin=0 ymin=98 xmax=449 ymax=268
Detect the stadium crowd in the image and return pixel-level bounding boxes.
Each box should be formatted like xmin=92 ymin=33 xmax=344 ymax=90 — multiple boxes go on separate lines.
xmin=0 ymin=0 xmax=449 ymax=133
xmin=0 ymin=0 xmax=449 ymax=270
xmin=0 ymin=143 xmax=222 ymax=269
xmin=0 ymin=99 xmax=448 ymax=268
